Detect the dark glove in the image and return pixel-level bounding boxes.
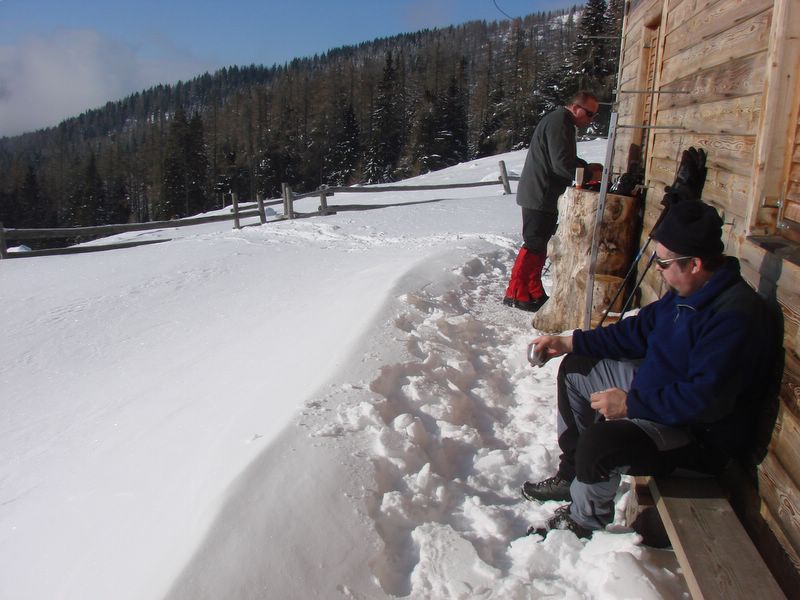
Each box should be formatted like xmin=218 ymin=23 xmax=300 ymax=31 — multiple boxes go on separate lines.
xmin=661 ymin=147 xmax=707 ymax=208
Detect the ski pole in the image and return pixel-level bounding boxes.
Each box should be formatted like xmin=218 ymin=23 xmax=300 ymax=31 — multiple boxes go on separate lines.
xmin=598 ymin=236 xmax=653 ymax=326
xmin=617 ymin=250 xmax=656 ymax=320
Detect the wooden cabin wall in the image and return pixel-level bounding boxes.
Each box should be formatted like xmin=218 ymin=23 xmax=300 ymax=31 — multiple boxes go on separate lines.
xmin=618 ymin=0 xmax=773 ymax=304
xmin=615 ymin=0 xmax=800 ymax=592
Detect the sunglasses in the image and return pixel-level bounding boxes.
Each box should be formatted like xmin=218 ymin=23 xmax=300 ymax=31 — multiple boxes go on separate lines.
xmin=654 ymin=254 xmax=693 ymax=269
xmin=576 ymin=104 xmax=597 ymax=119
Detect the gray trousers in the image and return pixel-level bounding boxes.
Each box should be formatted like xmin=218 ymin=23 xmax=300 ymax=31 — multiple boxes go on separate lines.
xmin=557 ymin=354 xmax=697 ymax=530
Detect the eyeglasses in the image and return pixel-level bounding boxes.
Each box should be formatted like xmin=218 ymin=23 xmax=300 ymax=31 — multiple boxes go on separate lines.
xmin=654 ymin=254 xmax=693 ymax=269
xmin=576 ymin=104 xmax=597 ymax=119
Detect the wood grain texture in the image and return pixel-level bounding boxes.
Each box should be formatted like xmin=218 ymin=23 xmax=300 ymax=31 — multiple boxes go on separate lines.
xmin=660 ymin=10 xmax=771 ymax=85
xmin=532 ymin=188 xmax=640 ymax=333
xmin=651 ymin=477 xmax=785 ymax=599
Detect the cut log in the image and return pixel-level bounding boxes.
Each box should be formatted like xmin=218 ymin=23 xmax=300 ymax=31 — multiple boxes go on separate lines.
xmin=533 ymin=187 xmax=640 ymax=333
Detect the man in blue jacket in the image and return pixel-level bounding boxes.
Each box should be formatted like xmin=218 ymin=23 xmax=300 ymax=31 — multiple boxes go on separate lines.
xmin=503 ymin=91 xmax=598 ymax=312
xmin=521 ymin=200 xmax=779 ymax=537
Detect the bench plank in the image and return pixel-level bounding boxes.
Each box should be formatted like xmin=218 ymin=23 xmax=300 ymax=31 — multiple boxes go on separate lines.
xmin=649 ymin=477 xmax=785 ymax=600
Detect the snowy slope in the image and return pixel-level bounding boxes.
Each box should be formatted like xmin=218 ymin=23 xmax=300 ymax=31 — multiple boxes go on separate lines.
xmin=0 ymin=141 xmax=688 ymax=599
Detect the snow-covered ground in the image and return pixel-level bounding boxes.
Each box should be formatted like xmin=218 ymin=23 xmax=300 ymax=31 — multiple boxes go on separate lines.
xmin=0 ymin=140 xmax=689 ymax=599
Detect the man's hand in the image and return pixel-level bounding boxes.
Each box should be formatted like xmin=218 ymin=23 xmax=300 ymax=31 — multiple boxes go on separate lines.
xmin=590 ymin=388 xmax=628 ymax=419
xmin=530 ymin=335 xmax=573 ymax=364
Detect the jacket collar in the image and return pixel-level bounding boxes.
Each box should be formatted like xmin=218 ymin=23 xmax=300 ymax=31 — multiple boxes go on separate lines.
xmin=678 ymin=257 xmax=741 ymax=310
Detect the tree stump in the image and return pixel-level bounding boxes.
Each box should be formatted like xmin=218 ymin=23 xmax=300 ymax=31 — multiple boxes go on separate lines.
xmin=533 ymin=187 xmax=640 ymax=333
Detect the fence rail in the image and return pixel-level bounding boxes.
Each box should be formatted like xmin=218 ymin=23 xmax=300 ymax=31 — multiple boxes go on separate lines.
xmin=1 ymin=161 xmax=516 ymax=260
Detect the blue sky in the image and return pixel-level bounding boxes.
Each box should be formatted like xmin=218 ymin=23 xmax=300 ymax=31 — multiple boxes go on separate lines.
xmin=0 ymin=0 xmax=577 ymax=137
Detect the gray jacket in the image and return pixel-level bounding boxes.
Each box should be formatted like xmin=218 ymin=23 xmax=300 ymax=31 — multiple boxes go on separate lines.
xmin=516 ymin=107 xmax=585 ymax=214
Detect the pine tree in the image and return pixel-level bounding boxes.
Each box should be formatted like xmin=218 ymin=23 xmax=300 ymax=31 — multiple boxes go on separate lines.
xmin=324 ymin=101 xmax=361 ymax=186
xmin=66 ymin=152 xmax=105 ymax=226
xmin=185 ymin=113 xmax=210 ymax=215
xmin=566 ymin=0 xmax=611 ymax=96
xmin=157 ymin=106 xmax=190 ymax=219
xmin=436 ymin=75 xmax=469 ymax=166
xmin=364 ymin=52 xmax=403 ymax=183
xmin=16 ymin=164 xmax=54 ymax=227
xmin=155 ymin=107 xmax=209 ymax=219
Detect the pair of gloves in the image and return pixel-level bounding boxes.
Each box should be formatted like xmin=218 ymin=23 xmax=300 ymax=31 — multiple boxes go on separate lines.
xmin=662 ymin=147 xmax=707 ymax=208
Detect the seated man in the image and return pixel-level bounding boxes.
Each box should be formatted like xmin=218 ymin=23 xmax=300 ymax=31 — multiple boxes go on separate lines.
xmin=522 ymin=200 xmax=779 ymax=538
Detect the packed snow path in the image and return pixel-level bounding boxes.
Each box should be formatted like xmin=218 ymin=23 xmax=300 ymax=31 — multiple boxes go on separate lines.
xmin=166 ymin=248 xmax=686 ymax=599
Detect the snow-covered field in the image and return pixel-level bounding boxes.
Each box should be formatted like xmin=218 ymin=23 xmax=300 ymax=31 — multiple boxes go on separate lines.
xmin=0 ymin=141 xmax=688 ymax=599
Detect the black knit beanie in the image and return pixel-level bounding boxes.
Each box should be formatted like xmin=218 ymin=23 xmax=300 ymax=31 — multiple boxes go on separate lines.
xmin=652 ymin=201 xmax=724 ymax=256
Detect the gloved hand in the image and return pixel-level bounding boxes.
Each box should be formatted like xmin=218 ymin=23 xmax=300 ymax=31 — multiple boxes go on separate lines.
xmin=661 ymin=147 xmax=707 ymax=208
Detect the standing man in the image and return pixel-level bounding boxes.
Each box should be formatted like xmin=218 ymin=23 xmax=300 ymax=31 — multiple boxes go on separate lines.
xmin=520 ymin=201 xmax=780 ymax=538
xmin=504 ymin=91 xmax=599 ymax=312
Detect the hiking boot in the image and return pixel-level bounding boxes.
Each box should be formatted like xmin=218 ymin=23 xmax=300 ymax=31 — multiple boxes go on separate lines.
xmin=527 ymin=504 xmax=593 ymax=539
xmin=514 ymin=294 xmax=549 ymax=313
xmin=521 ymin=474 xmax=572 ymax=502
xmin=502 ymin=296 xmax=515 ymax=307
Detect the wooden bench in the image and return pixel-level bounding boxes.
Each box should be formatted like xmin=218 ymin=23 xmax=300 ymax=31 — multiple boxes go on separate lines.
xmin=642 ymin=476 xmax=786 ymax=599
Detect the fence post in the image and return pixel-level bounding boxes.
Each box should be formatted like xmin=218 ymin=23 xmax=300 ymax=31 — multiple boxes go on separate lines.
xmin=0 ymin=222 xmax=8 ymax=259
xmin=283 ymin=184 xmax=295 ymax=219
xmin=232 ymin=192 xmax=241 ymax=229
xmin=499 ymin=161 xmax=512 ymax=194
xmin=319 ymin=187 xmax=329 ymax=215
xmin=256 ymin=193 xmax=267 ymax=224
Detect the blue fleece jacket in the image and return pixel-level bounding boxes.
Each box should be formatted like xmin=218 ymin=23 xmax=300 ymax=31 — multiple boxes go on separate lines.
xmin=572 ymin=258 xmax=777 ymax=455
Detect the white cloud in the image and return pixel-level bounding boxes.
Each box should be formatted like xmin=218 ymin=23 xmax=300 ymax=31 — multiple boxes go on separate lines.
xmin=0 ymin=29 xmax=214 ymax=138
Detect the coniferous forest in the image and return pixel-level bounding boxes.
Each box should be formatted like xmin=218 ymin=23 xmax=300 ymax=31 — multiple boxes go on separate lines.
xmin=0 ymin=1 xmax=621 ymax=231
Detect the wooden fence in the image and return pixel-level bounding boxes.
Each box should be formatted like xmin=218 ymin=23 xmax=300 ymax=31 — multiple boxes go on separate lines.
xmin=0 ymin=161 xmax=516 ymax=259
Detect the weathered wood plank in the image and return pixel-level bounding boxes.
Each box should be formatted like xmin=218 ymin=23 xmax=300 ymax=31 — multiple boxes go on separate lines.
xmin=627 ymin=0 xmax=665 ymax=31
xmin=782 ymin=200 xmax=800 ymax=224
xmin=786 ymin=179 xmax=800 ymax=202
xmin=660 ymin=10 xmax=772 ymax=85
xmin=656 ymin=95 xmax=762 ymax=136
xmin=758 ymin=502 xmax=800 ymax=595
xmin=757 ymin=452 xmax=800 ymax=557
xmin=650 ymin=133 xmax=756 ymax=177
xmin=650 ymin=477 xmax=786 ymax=600
xmin=657 ymin=53 xmax=767 ymax=111
xmin=778 ymin=353 xmax=800 ymax=415
xmin=650 ymin=156 xmax=750 ymax=218
xmin=769 ymin=401 xmax=800 ymax=487
xmin=665 ymin=0 xmax=704 ymax=35
xmin=745 ymin=0 xmax=800 ymax=231
xmin=720 ymin=463 xmax=800 ymax=599
xmin=664 ymin=0 xmax=772 ymax=60
xmin=790 ymin=159 xmax=800 ymax=180
xmin=622 ymin=40 xmax=643 ymax=69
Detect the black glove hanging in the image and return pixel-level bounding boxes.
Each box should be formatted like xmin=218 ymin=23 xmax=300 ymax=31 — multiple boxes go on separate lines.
xmin=661 ymin=147 xmax=707 ymax=208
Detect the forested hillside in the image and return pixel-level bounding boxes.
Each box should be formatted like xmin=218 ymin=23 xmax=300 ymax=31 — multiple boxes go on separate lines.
xmin=0 ymin=0 xmax=620 ymax=230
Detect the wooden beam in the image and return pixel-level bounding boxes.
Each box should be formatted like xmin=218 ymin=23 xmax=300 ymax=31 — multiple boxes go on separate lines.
xmin=747 ymin=0 xmax=800 ymax=233
xmin=650 ymin=477 xmax=786 ymax=600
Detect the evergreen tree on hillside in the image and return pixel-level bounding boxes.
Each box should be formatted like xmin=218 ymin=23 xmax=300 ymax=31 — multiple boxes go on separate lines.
xmin=364 ymin=52 xmax=403 ymax=183
xmin=566 ymin=0 xmax=612 ymax=97
xmin=436 ymin=74 xmax=469 ymax=166
xmin=16 ymin=165 xmax=54 ymax=228
xmin=605 ymin=0 xmax=624 ymax=85
xmin=157 ymin=106 xmax=190 ymax=219
xmin=409 ymin=90 xmax=441 ymax=172
xmin=66 ymin=152 xmax=105 ymax=226
xmin=156 ymin=107 xmax=209 ymax=219
xmin=476 ymin=76 xmax=510 ymax=158
xmin=323 ymin=101 xmax=361 ymax=186
xmin=185 ymin=113 xmax=210 ymax=215
xmin=0 ymin=7 xmax=596 ymax=231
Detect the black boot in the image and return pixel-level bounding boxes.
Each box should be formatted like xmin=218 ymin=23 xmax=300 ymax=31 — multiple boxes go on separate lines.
xmin=521 ymin=474 xmax=572 ymax=502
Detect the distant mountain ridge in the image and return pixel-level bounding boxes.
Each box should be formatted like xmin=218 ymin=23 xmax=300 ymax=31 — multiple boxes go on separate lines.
xmin=0 ymin=0 xmax=620 ymax=232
